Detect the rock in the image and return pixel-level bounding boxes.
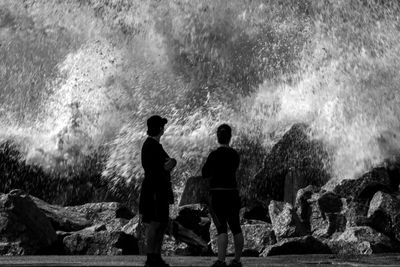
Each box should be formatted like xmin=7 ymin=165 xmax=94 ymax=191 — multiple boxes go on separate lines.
xmin=308 ymin=193 xmax=346 ymax=238
xmin=162 ymin=234 xmax=189 ymax=256
xmin=0 ymin=242 xmax=24 ymax=255
xmin=0 ymin=189 xmax=57 ymax=255
xmin=30 ymin=196 xmax=91 ymax=232
xmin=240 ymin=205 xmax=271 ymax=223
xmin=170 ymin=220 xmax=208 ymax=252
xmin=323 ymin=167 xmax=393 ymax=201
xmin=64 ymin=202 xmax=134 ymax=225
xmin=179 ymin=176 xmax=209 ymax=206
xmin=326 ymin=226 xmax=400 ymax=255
xmin=367 ymin=191 xmax=400 ymax=241
xmin=104 ymin=218 xmax=130 ymax=232
xmin=210 ymin=221 xmax=275 ymax=256
xmin=121 ymin=215 xmax=147 ymax=254
xmin=253 ymin=123 xmax=330 ymax=203
xmin=261 ymin=235 xmax=331 ymax=256
xmin=344 ymin=201 xmax=370 ymax=227
xmin=268 ymin=201 xmax=307 ymax=240
xmin=175 ymin=205 xmax=212 ymax=255
xmin=122 ymin=215 xmax=209 ymax=256
xmin=63 ymin=224 xmax=138 ymax=255
xmin=295 ymin=185 xmax=320 ymax=231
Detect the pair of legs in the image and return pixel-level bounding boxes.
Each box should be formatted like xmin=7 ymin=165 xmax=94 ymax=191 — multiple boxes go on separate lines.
xmin=146 ymin=221 xmax=168 ymax=256
xmin=141 ymin=193 xmax=170 ymax=267
xmin=210 ymin=190 xmax=244 ymax=264
xmin=216 ymin=231 xmax=244 ymax=262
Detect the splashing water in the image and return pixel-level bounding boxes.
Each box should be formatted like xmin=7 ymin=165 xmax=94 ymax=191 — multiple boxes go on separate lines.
xmin=1 ymin=0 xmax=400 ymax=199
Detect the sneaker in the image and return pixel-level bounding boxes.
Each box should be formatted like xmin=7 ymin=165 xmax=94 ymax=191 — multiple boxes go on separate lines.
xmin=228 ymin=259 xmax=242 ymax=267
xmin=211 ymin=260 xmax=227 ymax=267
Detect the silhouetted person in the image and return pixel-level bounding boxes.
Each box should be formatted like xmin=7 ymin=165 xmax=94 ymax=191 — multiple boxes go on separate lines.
xmin=139 ymin=115 xmax=177 ymax=267
xmin=202 ymin=124 xmax=244 ymax=267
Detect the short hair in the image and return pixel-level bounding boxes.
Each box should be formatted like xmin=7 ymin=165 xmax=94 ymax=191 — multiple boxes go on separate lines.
xmin=147 ymin=115 xmax=168 ymax=136
xmin=217 ymin=124 xmax=232 ymax=144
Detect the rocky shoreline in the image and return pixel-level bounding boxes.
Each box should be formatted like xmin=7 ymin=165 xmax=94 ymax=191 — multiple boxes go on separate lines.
xmin=1 ymin=164 xmax=400 ymax=256
xmin=1 ymin=124 xmax=400 ymax=256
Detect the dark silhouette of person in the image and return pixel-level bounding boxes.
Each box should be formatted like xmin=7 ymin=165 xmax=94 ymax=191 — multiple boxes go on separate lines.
xmin=202 ymin=124 xmax=244 ymax=267
xmin=139 ymin=115 xmax=177 ymax=267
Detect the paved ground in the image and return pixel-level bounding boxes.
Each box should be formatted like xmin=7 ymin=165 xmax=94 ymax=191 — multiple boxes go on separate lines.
xmin=0 ymin=255 xmax=400 ymax=267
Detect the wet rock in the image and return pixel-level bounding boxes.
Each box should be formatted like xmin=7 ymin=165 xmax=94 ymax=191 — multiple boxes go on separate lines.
xmin=64 ymin=202 xmax=134 ymax=225
xmin=268 ymin=200 xmax=307 ymax=240
xmin=63 ymin=224 xmax=138 ymax=255
xmin=308 ymin=193 xmax=346 ymax=238
xmin=295 ymin=185 xmax=320 ymax=231
xmin=30 ymin=196 xmax=91 ymax=232
xmin=326 ymin=226 xmax=400 ymax=255
xmin=121 ymin=215 xmax=147 ymax=254
xmin=253 ymin=123 xmax=330 ymax=203
xmin=323 ymin=167 xmax=393 ymax=201
xmin=210 ymin=220 xmax=275 ymax=256
xmin=0 ymin=189 xmax=57 ymax=255
xmin=240 ymin=205 xmax=271 ymax=223
xmin=179 ymin=176 xmax=209 ymax=206
xmin=162 ymin=234 xmax=189 ymax=256
xmin=367 ymin=191 xmax=400 ymax=241
xmin=261 ymin=235 xmax=331 ymax=256
xmin=170 ymin=220 xmax=208 ymax=253
xmin=175 ymin=205 xmax=212 ymax=255
xmin=344 ymin=201 xmax=370 ymax=227
xmin=0 ymin=241 xmax=24 ymax=255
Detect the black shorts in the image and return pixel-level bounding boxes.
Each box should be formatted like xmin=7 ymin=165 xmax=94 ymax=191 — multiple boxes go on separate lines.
xmin=209 ymin=190 xmax=242 ymax=235
xmin=139 ymin=186 xmax=170 ymax=223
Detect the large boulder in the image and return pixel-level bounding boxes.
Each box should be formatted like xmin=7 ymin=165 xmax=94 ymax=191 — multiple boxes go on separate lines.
xmin=367 ymin=191 xmax=400 ymax=241
xmin=30 ymin=196 xmax=91 ymax=232
xmin=122 ymin=214 xmax=210 ymax=256
xmin=169 ymin=220 xmax=208 ymax=253
xmin=63 ymin=224 xmax=138 ymax=255
xmin=179 ymin=176 xmax=209 ymax=206
xmin=175 ymin=205 xmax=212 ymax=255
xmin=268 ymin=201 xmax=308 ymax=241
xmin=210 ymin=220 xmax=275 ymax=256
xmin=0 ymin=189 xmax=57 ymax=255
xmin=308 ymin=192 xmax=346 ymax=238
xmin=240 ymin=204 xmax=271 ymax=223
xmin=295 ymin=185 xmax=320 ymax=231
xmin=323 ymin=167 xmax=393 ymax=201
xmin=121 ymin=215 xmax=147 ymax=254
xmin=261 ymin=235 xmax=331 ymax=256
xmin=64 ymin=202 xmax=134 ymax=225
xmin=344 ymin=201 xmax=370 ymax=228
xmin=253 ymin=123 xmax=330 ymax=204
xmin=326 ymin=226 xmax=400 ymax=255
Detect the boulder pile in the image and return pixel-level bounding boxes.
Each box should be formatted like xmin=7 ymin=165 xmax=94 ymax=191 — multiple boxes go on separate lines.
xmin=1 ymin=123 xmax=399 ymax=256
xmin=178 ymin=123 xmax=400 ymax=256
xmin=0 ymin=190 xmax=206 ymax=255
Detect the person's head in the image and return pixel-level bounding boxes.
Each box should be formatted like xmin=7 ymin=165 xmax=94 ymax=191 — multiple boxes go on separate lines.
xmin=217 ymin=123 xmax=232 ymax=145
xmin=147 ymin=115 xmax=168 ymax=137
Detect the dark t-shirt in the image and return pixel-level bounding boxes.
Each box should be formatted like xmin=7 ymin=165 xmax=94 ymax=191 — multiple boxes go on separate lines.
xmin=140 ymin=137 xmax=174 ymax=204
xmin=202 ymin=146 xmax=240 ymax=189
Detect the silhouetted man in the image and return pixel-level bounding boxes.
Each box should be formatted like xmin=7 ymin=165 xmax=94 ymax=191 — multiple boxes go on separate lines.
xmin=202 ymin=124 xmax=244 ymax=267
xmin=139 ymin=115 xmax=177 ymax=267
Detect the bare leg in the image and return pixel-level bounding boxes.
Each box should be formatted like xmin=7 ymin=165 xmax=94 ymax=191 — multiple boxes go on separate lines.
xmin=217 ymin=233 xmax=228 ymax=262
xmin=233 ymin=232 xmax=244 ymax=262
xmin=146 ymin=221 xmax=161 ymax=254
xmin=155 ymin=222 xmax=168 ymax=254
